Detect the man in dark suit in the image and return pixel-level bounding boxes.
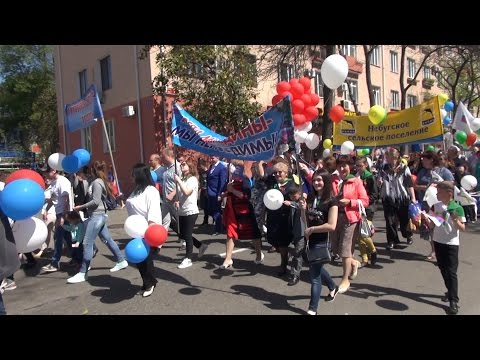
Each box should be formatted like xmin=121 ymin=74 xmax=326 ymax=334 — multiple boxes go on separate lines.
xmin=207 ymin=155 xmax=227 ymax=235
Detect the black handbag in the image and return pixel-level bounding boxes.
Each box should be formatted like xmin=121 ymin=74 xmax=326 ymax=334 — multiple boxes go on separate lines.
xmin=306 ymin=240 xmax=331 ymax=265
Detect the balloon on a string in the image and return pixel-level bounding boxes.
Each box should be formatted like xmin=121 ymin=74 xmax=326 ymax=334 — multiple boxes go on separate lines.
xmin=72 ymin=148 xmax=91 ymax=167
xmin=290 ymin=83 xmax=305 ymax=98
xmin=455 ymin=131 xmax=467 ymax=144
xmin=61 ymin=155 xmax=82 ymax=174
xmin=48 ymin=153 xmax=66 ymax=171
xmin=263 ymin=189 xmax=284 ymax=210
xmin=438 ymin=93 xmax=449 ymax=105
xmin=440 ymin=109 xmax=447 ymax=120
xmin=0 ymin=179 xmax=45 ymax=220
xmin=5 ymin=169 xmax=45 ymax=191
xmin=300 ymin=93 xmax=312 ymax=107
xmin=299 ymin=77 xmax=312 ymax=92
xmin=329 ymin=105 xmax=345 ymax=123
xmin=320 ymin=54 xmax=349 ymax=90
xmin=305 ymin=133 xmax=320 ymax=150
xmin=276 ymin=81 xmax=291 ymax=94
xmin=294 ymin=130 xmax=309 ymax=144
xmin=466 ymin=132 xmax=477 ymax=147
xmin=426 ymin=145 xmax=435 ymax=152
xmin=291 ymin=99 xmax=305 ymax=114
xmin=443 ymin=116 xmax=452 ymax=126
xmin=304 ymin=106 xmax=319 ymax=121
xmin=144 ymin=224 xmax=168 ymax=247
xmin=340 ymin=141 xmax=355 ymax=155
xmin=296 ymin=121 xmax=312 ymax=133
xmin=368 ymin=105 xmax=387 ymax=125
xmin=125 ymin=238 xmax=150 ymax=264
xmin=362 ymin=148 xmax=370 ymax=155
xmin=444 ymin=101 xmax=454 ymax=112
xmin=461 ymin=175 xmax=477 ymax=191
xmin=322 ymin=148 xmax=331 ymax=158
xmin=323 ymin=139 xmax=332 ymax=149
xmin=293 ymin=114 xmax=307 ymax=127
xmin=310 ymin=93 xmax=320 ymax=106
xmin=124 ymin=214 xmax=149 ymax=239
xmin=12 ymin=217 xmax=48 ymax=253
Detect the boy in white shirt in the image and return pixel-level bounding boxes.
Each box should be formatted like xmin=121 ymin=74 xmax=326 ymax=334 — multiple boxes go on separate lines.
xmin=421 ymin=181 xmax=466 ymax=315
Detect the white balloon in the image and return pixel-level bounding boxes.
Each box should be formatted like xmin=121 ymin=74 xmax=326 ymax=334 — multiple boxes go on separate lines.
xmin=297 ymin=122 xmax=312 ymax=133
xmin=340 ymin=141 xmax=355 ymax=155
xmin=263 ymin=189 xmax=284 ymax=210
xmin=461 ymin=175 xmax=478 ymax=191
xmin=124 ymin=214 xmax=149 ymax=239
xmin=440 ymin=109 xmax=447 ymax=120
xmin=13 ymin=217 xmax=48 ymax=253
xmin=322 ymin=149 xmax=331 ymax=158
xmin=48 ymin=153 xmax=66 ymax=171
xmin=0 ymin=181 xmax=4 ymax=191
xmin=320 ymin=54 xmax=349 ymax=90
xmin=294 ymin=130 xmax=309 ymax=144
xmin=471 ymin=118 xmax=480 ymax=132
xmin=305 ymin=133 xmax=320 ymax=150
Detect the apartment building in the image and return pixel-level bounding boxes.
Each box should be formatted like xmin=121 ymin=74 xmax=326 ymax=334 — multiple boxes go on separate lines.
xmin=54 ymin=45 xmax=442 ymax=192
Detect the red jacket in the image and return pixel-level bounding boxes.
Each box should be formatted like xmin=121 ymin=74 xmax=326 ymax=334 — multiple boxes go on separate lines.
xmin=340 ymin=176 xmax=369 ymax=224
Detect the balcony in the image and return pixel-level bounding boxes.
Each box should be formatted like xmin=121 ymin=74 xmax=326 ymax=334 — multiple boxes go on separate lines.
xmin=422 ymin=78 xmax=435 ymax=89
xmin=407 ymin=77 xmax=418 ymax=86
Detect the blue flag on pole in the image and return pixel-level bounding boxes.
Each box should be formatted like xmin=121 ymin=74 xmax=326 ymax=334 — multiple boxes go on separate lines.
xmin=171 ymin=98 xmax=294 ymax=161
xmin=64 ymin=85 xmax=104 ymax=133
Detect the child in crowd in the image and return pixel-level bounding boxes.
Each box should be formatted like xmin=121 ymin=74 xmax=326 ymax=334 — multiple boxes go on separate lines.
xmin=358 ymin=220 xmax=377 ymax=267
xmin=63 ymin=211 xmax=97 ymax=267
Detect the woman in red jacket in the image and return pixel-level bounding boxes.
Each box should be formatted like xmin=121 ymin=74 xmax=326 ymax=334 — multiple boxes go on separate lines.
xmin=332 ymin=155 xmax=369 ymax=293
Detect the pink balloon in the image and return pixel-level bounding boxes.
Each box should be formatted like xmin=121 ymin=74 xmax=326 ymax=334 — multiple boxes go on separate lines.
xmin=299 ymin=77 xmax=312 ymax=92
xmin=291 ymin=99 xmax=305 ymax=114
xmin=276 ymin=81 xmax=291 ymax=94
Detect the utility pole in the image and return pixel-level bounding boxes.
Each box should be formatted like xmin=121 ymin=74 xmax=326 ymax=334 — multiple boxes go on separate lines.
xmin=160 ymin=45 xmax=169 ymax=148
xmin=321 ymin=45 xmax=336 ymax=152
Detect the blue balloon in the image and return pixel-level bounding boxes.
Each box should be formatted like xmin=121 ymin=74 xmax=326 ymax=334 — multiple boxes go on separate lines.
xmin=62 ymin=155 xmax=82 ymax=174
xmin=125 ymin=238 xmax=150 ymax=264
xmin=443 ymin=116 xmax=452 ymax=126
xmin=150 ymin=170 xmax=158 ymax=182
xmin=0 ymin=179 xmax=45 ymax=220
xmin=444 ymin=101 xmax=454 ymax=112
xmin=72 ymin=148 xmax=91 ymax=167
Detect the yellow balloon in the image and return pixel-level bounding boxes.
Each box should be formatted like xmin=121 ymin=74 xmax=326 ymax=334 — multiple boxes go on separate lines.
xmin=368 ymin=105 xmax=387 ymax=125
xmin=323 ymin=139 xmax=332 ymax=148
xmin=438 ymin=93 xmax=449 ymax=105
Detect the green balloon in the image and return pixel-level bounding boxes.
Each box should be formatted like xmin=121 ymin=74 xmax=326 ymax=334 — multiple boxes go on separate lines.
xmin=455 ymin=131 xmax=467 ymax=144
xmin=362 ymin=148 xmax=370 ymax=155
xmin=426 ymin=145 xmax=435 ymax=152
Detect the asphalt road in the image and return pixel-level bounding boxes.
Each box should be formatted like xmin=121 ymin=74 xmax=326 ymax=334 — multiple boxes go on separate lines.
xmin=4 ymin=206 xmax=480 ymax=315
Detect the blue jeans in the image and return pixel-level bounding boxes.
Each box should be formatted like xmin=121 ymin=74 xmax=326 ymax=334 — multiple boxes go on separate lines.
xmin=80 ymin=213 xmax=124 ymax=273
xmin=51 ymin=214 xmax=73 ymax=267
xmin=309 ymin=259 xmax=336 ymax=312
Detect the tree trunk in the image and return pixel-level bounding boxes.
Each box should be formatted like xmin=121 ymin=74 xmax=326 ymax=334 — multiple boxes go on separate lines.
xmin=363 ymin=45 xmax=375 ymax=108
xmin=321 ymin=45 xmax=336 ymax=151
xmin=400 ymin=46 xmax=407 ymax=110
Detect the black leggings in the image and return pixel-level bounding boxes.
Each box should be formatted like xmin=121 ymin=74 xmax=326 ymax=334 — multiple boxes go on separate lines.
xmin=179 ymin=214 xmax=201 ymax=259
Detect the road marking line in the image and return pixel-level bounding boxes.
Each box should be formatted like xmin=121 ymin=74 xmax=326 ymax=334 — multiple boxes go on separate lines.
xmin=218 ymin=248 xmax=250 ymax=257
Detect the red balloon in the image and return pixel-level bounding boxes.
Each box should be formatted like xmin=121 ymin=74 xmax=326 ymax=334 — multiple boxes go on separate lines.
xmin=276 ymin=81 xmax=291 ymax=94
xmin=310 ymin=93 xmax=320 ymax=106
xmin=290 ymin=83 xmax=305 ymax=98
xmin=300 ymin=93 xmax=312 ymax=107
xmin=291 ymin=99 xmax=305 ymax=114
xmin=466 ymin=132 xmax=477 ymax=146
xmin=293 ymin=114 xmax=307 ymax=127
xmin=272 ymin=94 xmax=282 ymax=105
xmin=279 ymin=91 xmax=294 ymax=101
xmin=304 ymin=106 xmax=319 ymax=121
xmin=329 ymin=105 xmax=345 ymax=123
xmin=289 ymin=78 xmax=299 ymax=87
xmin=144 ymin=224 xmax=168 ymax=247
xmin=299 ymin=77 xmax=312 ymax=92
xmin=5 ymin=169 xmax=45 ymax=190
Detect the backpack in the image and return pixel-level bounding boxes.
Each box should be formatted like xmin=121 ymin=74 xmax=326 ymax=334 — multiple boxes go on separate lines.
xmin=104 ymin=195 xmax=118 ymax=211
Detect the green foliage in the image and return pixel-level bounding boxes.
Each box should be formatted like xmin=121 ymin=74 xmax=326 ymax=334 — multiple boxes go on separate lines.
xmin=0 ymin=45 xmax=58 ymax=154
xmin=149 ymin=45 xmax=261 ymax=134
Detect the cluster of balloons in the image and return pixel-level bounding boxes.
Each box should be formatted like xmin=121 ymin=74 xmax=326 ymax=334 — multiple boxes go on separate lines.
xmin=48 ymin=148 xmax=91 ymax=173
xmin=123 ymin=215 xmax=167 ymax=263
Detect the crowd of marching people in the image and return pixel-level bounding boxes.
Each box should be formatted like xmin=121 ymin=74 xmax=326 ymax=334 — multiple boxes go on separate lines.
xmin=1 ymin=142 xmax=479 ymax=315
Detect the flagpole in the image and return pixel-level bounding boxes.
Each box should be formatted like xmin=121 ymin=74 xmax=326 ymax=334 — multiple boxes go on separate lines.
xmin=101 ymin=117 xmax=121 ymax=195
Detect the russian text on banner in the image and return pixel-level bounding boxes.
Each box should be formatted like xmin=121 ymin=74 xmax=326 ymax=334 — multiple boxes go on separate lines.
xmin=333 ymin=96 xmax=444 ymax=148
xmin=171 ymin=98 xmax=294 ymax=161
xmin=64 ymin=85 xmax=104 ymax=133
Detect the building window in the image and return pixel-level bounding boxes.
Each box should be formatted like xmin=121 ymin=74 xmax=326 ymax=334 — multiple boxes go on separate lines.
xmin=391 ymin=90 xmax=399 ymax=109
xmin=102 ymin=119 xmax=116 ymax=153
xmin=370 ymin=47 xmax=380 ymax=66
xmin=79 ymin=69 xmax=87 ymax=97
xmin=344 ymin=80 xmax=358 ymax=102
xmin=407 ymin=58 xmax=416 ymax=79
xmin=81 ymin=127 xmax=92 ymax=153
xmin=372 ymin=86 xmax=381 ymax=105
xmin=407 ymin=94 xmax=417 ymax=108
xmin=100 ymin=56 xmax=112 ymax=91
xmin=423 ymin=66 xmax=431 ymax=79
xmin=342 ymin=45 xmax=357 ymax=58
xmin=278 ymin=63 xmax=294 ymax=82
xmin=390 ymin=51 xmax=398 ymax=73
xmin=313 ymin=71 xmax=324 ymax=97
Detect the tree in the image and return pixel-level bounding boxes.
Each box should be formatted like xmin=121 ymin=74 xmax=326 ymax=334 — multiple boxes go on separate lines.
xmin=0 ymin=45 xmax=58 ymax=155
xmin=144 ymin=45 xmax=261 ymax=134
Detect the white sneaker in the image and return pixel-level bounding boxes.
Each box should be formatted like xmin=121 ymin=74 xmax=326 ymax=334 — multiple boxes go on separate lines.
xmin=198 ymin=243 xmax=208 ymax=258
xmin=178 ymin=258 xmax=192 ymax=269
xmin=67 ymin=272 xmax=87 ymax=284
xmin=254 ymin=252 xmax=265 ymax=265
xmin=307 ymin=309 xmax=316 ymax=315
xmin=110 ymin=260 xmax=128 ymax=272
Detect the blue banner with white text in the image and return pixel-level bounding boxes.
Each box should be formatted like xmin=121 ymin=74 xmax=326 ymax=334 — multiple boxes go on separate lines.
xmin=171 ymin=99 xmax=294 ymax=161
xmin=65 ymin=84 xmax=104 ymax=133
